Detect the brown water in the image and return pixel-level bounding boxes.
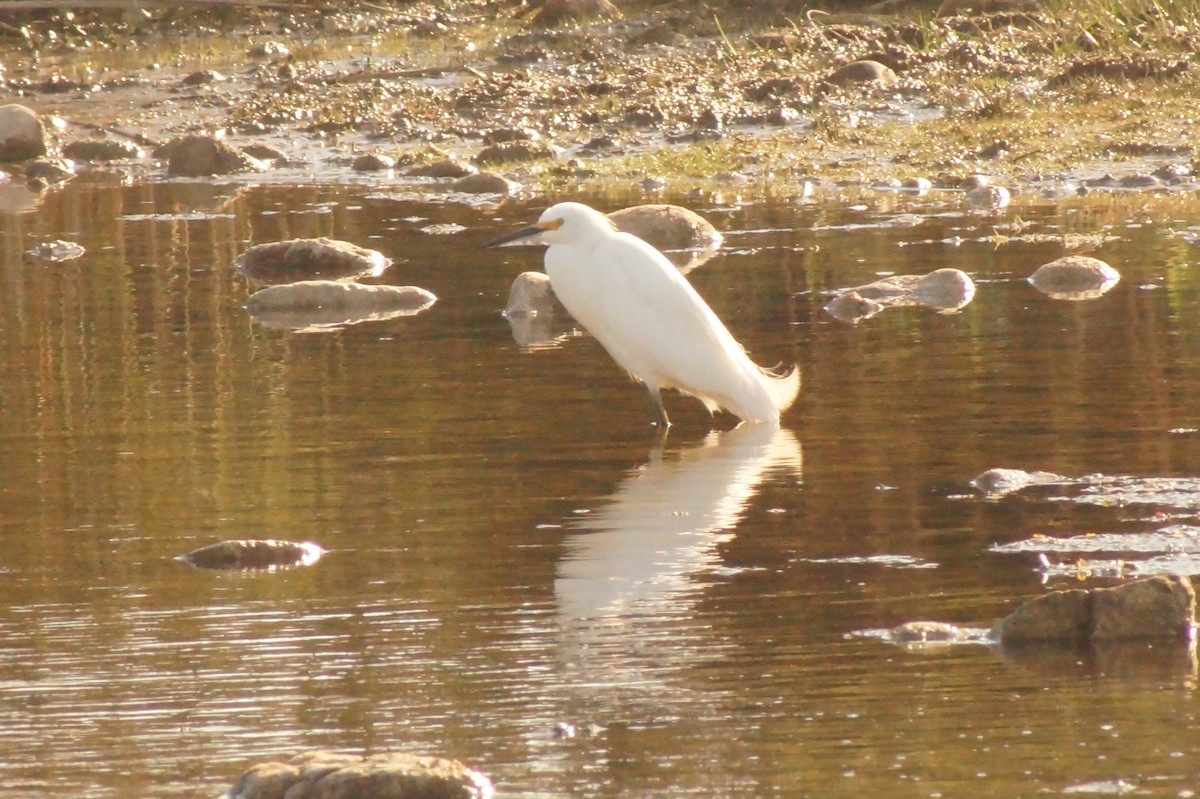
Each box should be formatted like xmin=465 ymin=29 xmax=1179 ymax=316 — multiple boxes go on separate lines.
xmin=2 ymin=174 xmax=1200 ymax=798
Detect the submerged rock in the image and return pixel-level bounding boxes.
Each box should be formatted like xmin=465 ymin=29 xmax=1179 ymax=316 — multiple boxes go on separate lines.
xmin=162 ymin=134 xmax=269 ymax=176
xmin=969 ymin=467 xmax=1068 ymax=496
xmin=25 ymin=158 xmax=75 ymax=184
xmin=825 ymin=268 xmax=975 ymax=323
xmin=1028 ymin=255 xmax=1121 ymax=300
xmin=607 ymin=203 xmax=724 ymax=252
xmin=0 ymin=104 xmax=47 ymax=161
xmin=178 ymin=539 xmax=324 ymax=570
xmin=889 ymin=621 xmax=974 ymax=644
xmin=27 ymin=239 xmax=86 ymax=261
xmin=236 ymin=238 xmax=391 ymax=284
xmin=352 ymin=153 xmax=395 ymax=171
xmin=994 ymin=575 xmax=1195 ymax=644
xmin=223 ymin=750 xmax=493 ymax=799
xmin=822 ymin=290 xmax=886 ymax=324
xmin=245 ymin=281 xmax=437 ymax=330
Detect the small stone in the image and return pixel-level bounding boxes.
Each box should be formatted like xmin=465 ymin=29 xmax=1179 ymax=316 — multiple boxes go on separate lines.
xmin=406 ymin=158 xmax=477 ymax=178
xmin=453 ymin=172 xmax=518 ymax=195
xmin=473 ymin=139 xmax=559 ymax=166
xmin=63 ymin=139 xmax=143 ymax=162
xmin=825 ymin=60 xmax=897 ymax=87
xmin=248 ymin=41 xmax=289 ymax=59
xmin=352 ymin=153 xmax=395 ymax=171
xmin=179 ymin=69 xmax=225 ymax=86
xmin=483 ymin=127 xmax=540 ymax=144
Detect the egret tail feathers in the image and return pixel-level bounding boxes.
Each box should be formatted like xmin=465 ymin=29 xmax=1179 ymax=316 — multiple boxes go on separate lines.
xmin=759 ymin=364 xmax=801 ymax=415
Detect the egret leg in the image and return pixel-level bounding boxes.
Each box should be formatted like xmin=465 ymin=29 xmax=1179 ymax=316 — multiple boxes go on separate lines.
xmin=648 ymin=386 xmax=671 ymax=428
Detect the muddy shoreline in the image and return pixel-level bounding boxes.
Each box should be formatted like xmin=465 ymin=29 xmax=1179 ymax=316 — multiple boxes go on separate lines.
xmin=2 ymin=0 xmax=1198 ymax=197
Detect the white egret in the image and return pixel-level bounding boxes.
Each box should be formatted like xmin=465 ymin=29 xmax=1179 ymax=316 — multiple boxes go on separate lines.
xmin=487 ymin=202 xmax=799 ymax=427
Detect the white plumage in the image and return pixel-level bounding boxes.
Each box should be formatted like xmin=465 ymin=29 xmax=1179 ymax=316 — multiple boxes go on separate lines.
xmin=489 ymin=202 xmax=799 ymax=427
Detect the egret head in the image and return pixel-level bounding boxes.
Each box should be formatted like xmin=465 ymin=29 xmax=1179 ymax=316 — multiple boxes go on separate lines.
xmin=485 ymin=202 xmax=616 ymax=248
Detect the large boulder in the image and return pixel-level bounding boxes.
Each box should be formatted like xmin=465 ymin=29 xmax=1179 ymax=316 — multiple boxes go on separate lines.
xmin=0 ymin=104 xmax=47 ymax=161
xmin=994 ymin=575 xmax=1195 ymax=644
xmin=223 ymin=751 xmax=493 ymax=799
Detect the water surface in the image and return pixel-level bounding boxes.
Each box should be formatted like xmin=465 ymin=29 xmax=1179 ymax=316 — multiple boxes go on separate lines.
xmin=2 ymin=175 xmax=1200 ymax=797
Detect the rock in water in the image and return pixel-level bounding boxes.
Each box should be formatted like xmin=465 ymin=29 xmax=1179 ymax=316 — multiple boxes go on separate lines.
xmin=1028 ymin=255 xmax=1120 ymax=300
xmin=606 ymin=204 xmax=724 ymax=252
xmin=236 ymin=238 xmax=391 ymax=283
xmin=0 ymin=104 xmax=47 ymax=161
xmin=994 ymin=575 xmax=1195 ymax=644
xmin=178 ymin=539 xmax=324 ymax=570
xmin=223 ymin=751 xmax=494 ymax=799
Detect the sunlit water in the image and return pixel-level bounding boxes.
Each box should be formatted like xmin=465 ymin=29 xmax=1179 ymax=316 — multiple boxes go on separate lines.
xmin=2 ymin=173 xmax=1200 ymax=798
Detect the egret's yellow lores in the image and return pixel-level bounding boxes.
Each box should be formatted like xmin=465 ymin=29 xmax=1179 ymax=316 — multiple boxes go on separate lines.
xmin=488 ymin=202 xmax=799 ymax=427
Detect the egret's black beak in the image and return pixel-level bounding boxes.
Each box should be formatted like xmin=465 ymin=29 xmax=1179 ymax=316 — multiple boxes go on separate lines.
xmin=483 ymin=224 xmax=545 ymax=249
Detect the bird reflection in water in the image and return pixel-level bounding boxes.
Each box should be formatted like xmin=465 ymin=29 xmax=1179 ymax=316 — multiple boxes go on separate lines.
xmin=555 ymin=423 xmax=802 ymax=635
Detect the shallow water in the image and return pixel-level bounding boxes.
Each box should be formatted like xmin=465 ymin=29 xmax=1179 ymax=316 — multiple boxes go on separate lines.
xmin=3 ymin=174 xmax=1200 ymax=798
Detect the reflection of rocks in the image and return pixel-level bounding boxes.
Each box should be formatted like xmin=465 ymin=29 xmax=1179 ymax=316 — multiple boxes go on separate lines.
xmin=236 ymin=238 xmax=391 ymax=283
xmin=0 ymin=104 xmax=47 ymax=161
xmin=223 ymin=751 xmax=493 ymax=799
xmin=993 ymin=575 xmax=1195 ymax=644
xmin=969 ymin=467 xmax=1068 ymax=497
xmin=178 ymin=539 xmax=324 ymax=570
xmin=245 ymin=281 xmax=437 ymax=331
xmin=824 ymin=268 xmax=975 ymax=323
xmin=1028 ymin=255 xmax=1120 ymax=300
xmin=161 ymin=134 xmax=269 ymax=176
xmin=504 ymin=272 xmax=575 ymax=349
